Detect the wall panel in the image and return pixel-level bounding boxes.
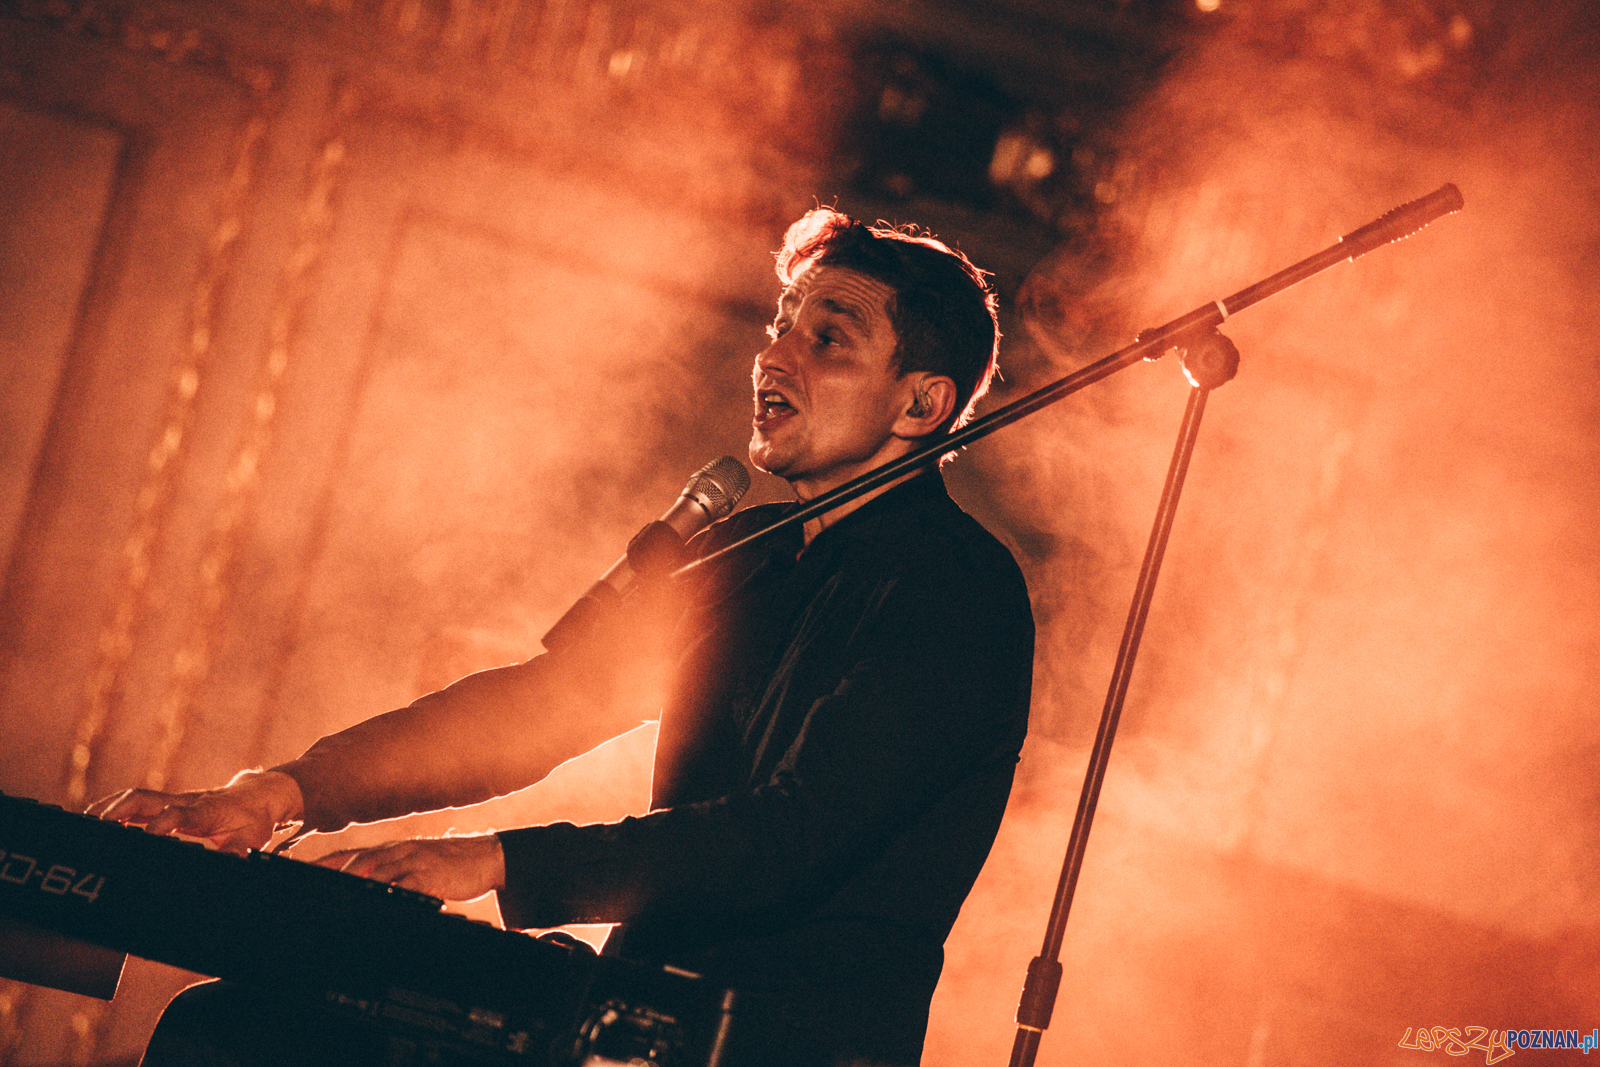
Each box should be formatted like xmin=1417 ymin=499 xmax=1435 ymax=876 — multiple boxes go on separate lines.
xmin=0 ymin=15 xmax=271 ymax=814
xmin=0 ymin=99 xmax=123 ymax=582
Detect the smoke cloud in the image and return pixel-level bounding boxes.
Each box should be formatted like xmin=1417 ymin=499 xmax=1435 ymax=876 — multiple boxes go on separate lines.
xmin=928 ymin=1 xmax=1600 ymax=1062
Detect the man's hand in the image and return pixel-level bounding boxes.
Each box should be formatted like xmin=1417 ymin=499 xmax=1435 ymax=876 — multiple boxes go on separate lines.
xmin=86 ymin=770 xmax=304 ymax=855
xmin=313 ymin=835 xmax=506 ymax=902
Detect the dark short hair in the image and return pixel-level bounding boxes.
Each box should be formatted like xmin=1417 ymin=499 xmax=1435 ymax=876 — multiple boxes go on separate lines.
xmin=776 ymin=208 xmax=1000 ymax=436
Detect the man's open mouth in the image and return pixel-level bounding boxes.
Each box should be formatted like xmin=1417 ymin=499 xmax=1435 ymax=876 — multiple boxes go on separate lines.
xmin=757 ymin=391 xmax=795 ymax=421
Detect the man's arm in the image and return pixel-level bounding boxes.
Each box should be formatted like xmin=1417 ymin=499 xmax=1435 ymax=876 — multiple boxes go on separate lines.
xmin=273 ymin=648 xmax=658 ymax=834
xmin=92 ymin=588 xmax=676 ymax=851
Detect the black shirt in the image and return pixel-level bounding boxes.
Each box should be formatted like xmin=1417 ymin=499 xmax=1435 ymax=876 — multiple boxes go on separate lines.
xmin=495 ymin=473 xmax=1034 ymax=1064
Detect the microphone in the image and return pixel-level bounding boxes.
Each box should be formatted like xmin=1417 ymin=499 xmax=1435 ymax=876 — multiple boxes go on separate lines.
xmin=542 ymin=456 xmax=751 ymax=651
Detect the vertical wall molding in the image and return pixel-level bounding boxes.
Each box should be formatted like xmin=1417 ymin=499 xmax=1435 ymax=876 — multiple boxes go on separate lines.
xmin=63 ymin=109 xmax=273 ymax=809
xmin=144 ymin=83 xmax=358 ymax=792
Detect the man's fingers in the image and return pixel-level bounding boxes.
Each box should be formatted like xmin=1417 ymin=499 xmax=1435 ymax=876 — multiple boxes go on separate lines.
xmin=355 ymin=846 xmax=425 ymax=885
xmin=209 ymin=826 xmax=262 ymax=856
xmin=306 ymin=838 xmax=502 ymax=902
xmin=84 ymin=788 xmax=134 ymax=819
xmin=310 ymin=840 xmax=464 ymax=894
xmin=355 ymin=856 xmax=405 ymax=884
xmin=143 ymin=803 xmax=217 ymax=839
xmin=88 ymin=788 xmax=177 ymax=823
xmin=313 ymin=847 xmax=377 ymax=878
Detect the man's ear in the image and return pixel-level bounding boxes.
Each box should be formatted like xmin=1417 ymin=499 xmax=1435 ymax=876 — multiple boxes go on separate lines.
xmin=895 ymin=374 xmax=958 ymax=439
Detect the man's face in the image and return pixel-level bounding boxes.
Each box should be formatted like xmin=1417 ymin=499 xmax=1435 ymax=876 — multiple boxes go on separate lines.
xmin=749 ymin=266 xmax=919 ymax=500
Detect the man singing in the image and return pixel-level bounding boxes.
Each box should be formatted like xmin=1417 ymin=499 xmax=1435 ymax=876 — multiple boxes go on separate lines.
xmin=95 ymin=207 xmax=1035 ymax=1067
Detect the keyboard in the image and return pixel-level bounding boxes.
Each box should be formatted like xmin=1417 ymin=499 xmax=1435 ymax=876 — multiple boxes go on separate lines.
xmin=0 ymin=791 xmax=735 ymax=1065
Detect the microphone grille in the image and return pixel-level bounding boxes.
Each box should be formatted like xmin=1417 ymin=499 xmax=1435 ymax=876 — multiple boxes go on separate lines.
xmin=687 ymin=456 xmax=752 ymax=519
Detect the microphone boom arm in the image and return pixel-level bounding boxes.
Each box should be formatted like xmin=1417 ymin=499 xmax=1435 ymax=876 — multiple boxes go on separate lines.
xmin=673 ymin=182 xmax=1463 ymax=578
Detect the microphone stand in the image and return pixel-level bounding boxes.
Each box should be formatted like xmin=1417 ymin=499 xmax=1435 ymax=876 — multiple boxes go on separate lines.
xmin=1004 ymin=182 xmax=1460 ymax=1067
xmin=675 ymin=183 xmax=1464 ymax=1066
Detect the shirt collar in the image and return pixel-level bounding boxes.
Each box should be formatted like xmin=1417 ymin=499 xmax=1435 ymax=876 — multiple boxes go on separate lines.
xmin=798 ymin=468 xmax=948 ymax=554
